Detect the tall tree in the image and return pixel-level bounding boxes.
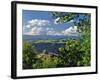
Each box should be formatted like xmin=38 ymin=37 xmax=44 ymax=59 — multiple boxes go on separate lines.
xmin=51 ymin=12 xmax=91 ymax=66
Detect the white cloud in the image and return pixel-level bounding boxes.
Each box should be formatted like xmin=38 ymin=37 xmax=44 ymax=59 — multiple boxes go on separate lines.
xmin=24 ymin=27 xmax=43 ymax=35
xmin=31 ymin=27 xmax=43 ymax=35
xmin=24 ymin=19 xmax=51 ymax=35
xmin=25 ymin=25 xmax=30 ymax=28
xmin=24 ymin=26 xmax=63 ymax=36
xmin=24 ymin=26 xmax=56 ymax=35
xmin=69 ymin=20 xmax=74 ymax=23
xmin=62 ymin=26 xmax=79 ymax=36
xmin=54 ymin=17 xmax=60 ymax=24
xmin=28 ymin=19 xmax=50 ymax=27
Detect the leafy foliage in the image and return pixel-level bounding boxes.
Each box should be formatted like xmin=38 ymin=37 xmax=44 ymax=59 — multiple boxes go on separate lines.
xmin=51 ymin=12 xmax=91 ymax=33
xmin=51 ymin=12 xmax=91 ymax=66
xmin=23 ymin=42 xmax=37 ymax=69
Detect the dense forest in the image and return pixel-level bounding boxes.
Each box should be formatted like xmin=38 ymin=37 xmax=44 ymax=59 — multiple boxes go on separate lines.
xmin=23 ymin=12 xmax=91 ymax=69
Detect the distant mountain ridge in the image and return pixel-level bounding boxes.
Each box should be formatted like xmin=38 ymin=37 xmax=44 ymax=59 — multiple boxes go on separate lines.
xmin=23 ymin=35 xmax=79 ymax=40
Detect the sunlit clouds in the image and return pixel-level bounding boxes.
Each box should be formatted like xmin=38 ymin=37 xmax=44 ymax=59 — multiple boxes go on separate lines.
xmin=23 ymin=18 xmax=79 ymax=36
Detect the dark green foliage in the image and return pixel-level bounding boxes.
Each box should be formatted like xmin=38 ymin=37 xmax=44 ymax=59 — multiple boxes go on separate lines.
xmin=23 ymin=42 xmax=37 ymax=69
xmin=23 ymin=42 xmax=60 ymax=69
xmin=58 ymin=39 xmax=90 ymax=66
xmin=58 ymin=39 xmax=81 ymax=66
xmin=32 ymin=54 xmax=59 ymax=68
xmin=41 ymin=56 xmax=59 ymax=68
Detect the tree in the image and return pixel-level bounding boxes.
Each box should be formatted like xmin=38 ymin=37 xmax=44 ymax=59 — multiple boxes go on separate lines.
xmin=23 ymin=42 xmax=37 ymax=69
xmin=41 ymin=56 xmax=58 ymax=68
xmin=58 ymin=39 xmax=84 ymax=66
xmin=51 ymin=12 xmax=91 ymax=66
xmin=32 ymin=54 xmax=59 ymax=68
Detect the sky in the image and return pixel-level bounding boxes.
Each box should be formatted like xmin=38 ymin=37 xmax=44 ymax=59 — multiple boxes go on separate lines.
xmin=22 ymin=10 xmax=79 ymax=36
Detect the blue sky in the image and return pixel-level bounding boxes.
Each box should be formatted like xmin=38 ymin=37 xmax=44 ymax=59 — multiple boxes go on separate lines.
xmin=22 ymin=10 xmax=79 ymax=36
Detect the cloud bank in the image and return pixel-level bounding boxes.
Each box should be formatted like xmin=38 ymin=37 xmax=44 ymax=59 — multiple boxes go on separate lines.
xmin=62 ymin=26 xmax=79 ymax=36
xmin=23 ymin=19 xmax=79 ymax=36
